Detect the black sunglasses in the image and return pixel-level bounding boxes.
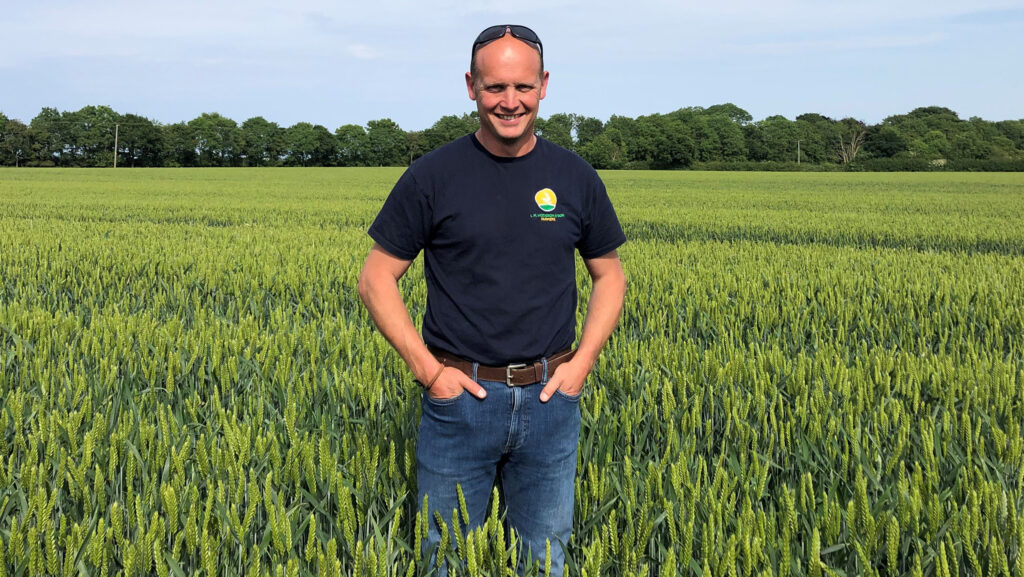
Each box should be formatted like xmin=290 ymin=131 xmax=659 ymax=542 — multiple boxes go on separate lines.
xmin=472 ymin=25 xmax=543 ymax=57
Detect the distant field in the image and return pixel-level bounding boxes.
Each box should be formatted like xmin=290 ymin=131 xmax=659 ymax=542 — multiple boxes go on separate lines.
xmin=2 ymin=168 xmax=1023 ymax=576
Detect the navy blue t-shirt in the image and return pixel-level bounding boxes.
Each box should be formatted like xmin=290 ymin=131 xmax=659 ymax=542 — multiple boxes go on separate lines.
xmin=368 ymin=134 xmax=625 ymax=366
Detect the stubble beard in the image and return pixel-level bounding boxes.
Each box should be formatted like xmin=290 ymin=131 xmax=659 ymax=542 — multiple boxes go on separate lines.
xmin=493 ymin=115 xmax=536 ymax=147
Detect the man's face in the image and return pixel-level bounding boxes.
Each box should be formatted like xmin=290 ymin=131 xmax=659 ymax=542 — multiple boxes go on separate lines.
xmin=466 ymin=35 xmax=548 ymax=155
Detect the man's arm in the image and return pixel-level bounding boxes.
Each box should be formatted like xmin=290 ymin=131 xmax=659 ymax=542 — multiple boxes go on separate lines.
xmin=357 ymin=243 xmax=486 ymax=399
xmin=539 ymin=250 xmax=627 ymax=402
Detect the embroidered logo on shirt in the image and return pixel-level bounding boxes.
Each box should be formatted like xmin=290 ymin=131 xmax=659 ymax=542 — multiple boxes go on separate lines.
xmin=534 ymin=189 xmax=557 ymax=212
xmin=531 ymin=188 xmax=565 ymax=221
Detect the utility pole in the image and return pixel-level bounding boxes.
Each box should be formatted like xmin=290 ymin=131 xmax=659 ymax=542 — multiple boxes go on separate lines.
xmin=797 ymin=140 xmax=801 ymax=164
xmin=113 ymin=123 xmax=119 ymax=168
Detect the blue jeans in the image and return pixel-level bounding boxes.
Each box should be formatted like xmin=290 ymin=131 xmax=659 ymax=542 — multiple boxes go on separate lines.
xmin=416 ymin=364 xmax=581 ymax=576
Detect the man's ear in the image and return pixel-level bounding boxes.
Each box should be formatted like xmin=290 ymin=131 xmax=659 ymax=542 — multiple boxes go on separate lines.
xmin=465 ymin=72 xmax=477 ymax=101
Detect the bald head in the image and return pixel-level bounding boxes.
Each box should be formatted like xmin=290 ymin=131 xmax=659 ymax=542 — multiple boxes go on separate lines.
xmin=470 ymin=33 xmax=544 ymax=82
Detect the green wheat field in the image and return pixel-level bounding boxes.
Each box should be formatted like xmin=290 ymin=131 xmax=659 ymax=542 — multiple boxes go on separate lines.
xmin=1 ymin=168 xmax=1023 ymax=577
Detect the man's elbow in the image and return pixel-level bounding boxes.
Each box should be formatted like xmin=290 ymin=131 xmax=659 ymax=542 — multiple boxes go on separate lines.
xmin=357 ymin=268 xmax=374 ymax=307
xmin=612 ymin=268 xmax=627 ymax=300
xmin=601 ymin=263 xmax=628 ymax=295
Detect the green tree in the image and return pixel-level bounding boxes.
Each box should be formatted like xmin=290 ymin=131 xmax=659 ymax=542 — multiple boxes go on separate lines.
xmin=579 ymin=131 xmax=622 ymax=169
xmin=754 ymin=115 xmax=798 ymax=162
xmin=667 ymin=109 xmax=732 ymax=163
xmin=629 ymin=113 xmax=694 ymax=168
xmin=706 ymin=114 xmax=747 ymax=161
xmin=29 ymin=107 xmax=68 ymax=166
xmin=995 ymin=120 xmax=1024 ymax=152
xmin=239 ymin=117 xmax=284 ymax=166
xmin=909 ymin=130 xmax=950 ymax=161
xmin=117 ymin=114 xmax=164 ymax=167
xmin=406 ymin=130 xmax=428 ymax=163
xmin=537 ymin=113 xmax=574 ymax=149
xmin=951 ymin=131 xmax=987 ymax=160
xmin=689 ymin=114 xmax=721 ymax=162
xmin=863 ymin=125 xmax=908 ymax=159
xmin=66 ymin=105 xmax=121 ymax=166
xmin=605 ymin=115 xmax=641 ymax=165
xmin=423 ymin=113 xmax=477 ymax=152
xmin=704 ymin=103 xmax=753 ymax=125
xmin=574 ymin=116 xmax=604 ymax=148
xmin=965 ymin=116 xmax=1017 ymax=160
xmin=835 ymin=118 xmax=867 ymax=164
xmin=283 ymin=123 xmax=336 ymax=166
xmin=335 ymin=124 xmax=367 ymax=166
xmin=0 ymin=114 xmax=32 ymax=166
xmin=881 ymin=107 xmax=962 ymax=160
xmin=742 ymin=123 xmax=767 ymax=161
xmin=904 ymin=106 xmax=961 ymax=132
xmin=309 ymin=124 xmax=338 ymax=166
xmin=187 ymin=112 xmax=238 ymax=166
xmin=794 ymin=113 xmax=838 ymax=163
xmin=364 ymin=118 xmax=407 ymax=166
xmin=285 ymin=122 xmax=316 ymax=166
xmin=162 ymin=122 xmax=199 ymax=167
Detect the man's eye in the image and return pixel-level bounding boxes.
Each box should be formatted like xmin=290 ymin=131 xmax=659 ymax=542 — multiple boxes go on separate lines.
xmin=486 ymin=86 xmax=504 ymax=93
xmin=517 ymin=85 xmax=534 ymax=92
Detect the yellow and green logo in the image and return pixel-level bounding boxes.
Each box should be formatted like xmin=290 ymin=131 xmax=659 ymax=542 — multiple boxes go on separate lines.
xmin=534 ymin=188 xmax=557 ymax=212
xmin=531 ymin=188 xmax=564 ymax=221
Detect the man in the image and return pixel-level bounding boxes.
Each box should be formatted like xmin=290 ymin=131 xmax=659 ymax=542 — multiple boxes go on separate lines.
xmin=357 ymin=25 xmax=626 ymax=575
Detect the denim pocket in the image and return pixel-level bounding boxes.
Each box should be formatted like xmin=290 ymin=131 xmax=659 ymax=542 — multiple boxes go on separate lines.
xmin=553 ymin=388 xmax=582 ymax=402
xmin=423 ymin=389 xmax=467 ymax=407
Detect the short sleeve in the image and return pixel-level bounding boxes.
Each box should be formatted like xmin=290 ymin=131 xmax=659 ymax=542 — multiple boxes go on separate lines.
xmin=576 ymin=174 xmax=626 ymax=259
xmin=367 ymin=169 xmax=432 ymax=261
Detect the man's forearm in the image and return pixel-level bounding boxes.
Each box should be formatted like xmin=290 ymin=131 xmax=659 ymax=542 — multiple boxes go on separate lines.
xmin=357 ymin=272 xmax=439 ymax=383
xmin=574 ymin=265 xmax=627 ymax=371
xmin=538 ymin=257 xmax=625 ymax=402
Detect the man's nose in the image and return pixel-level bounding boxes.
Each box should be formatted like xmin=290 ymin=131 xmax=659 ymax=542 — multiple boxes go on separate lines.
xmin=499 ymin=88 xmax=518 ymax=110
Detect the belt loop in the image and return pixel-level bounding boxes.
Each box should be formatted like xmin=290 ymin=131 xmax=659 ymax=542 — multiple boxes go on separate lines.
xmin=541 ymin=357 xmax=549 ymax=385
xmin=472 ymin=361 xmax=478 ymax=382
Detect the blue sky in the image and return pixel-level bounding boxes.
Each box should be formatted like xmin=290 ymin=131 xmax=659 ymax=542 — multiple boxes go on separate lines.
xmin=3 ymin=0 xmax=1023 ymax=130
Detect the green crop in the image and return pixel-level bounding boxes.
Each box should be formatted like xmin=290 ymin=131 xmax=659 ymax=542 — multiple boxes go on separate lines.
xmin=1 ymin=168 xmax=1023 ymax=576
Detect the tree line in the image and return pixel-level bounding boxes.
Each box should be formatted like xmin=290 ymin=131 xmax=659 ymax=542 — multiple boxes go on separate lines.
xmin=2 ymin=104 xmax=1023 ymax=170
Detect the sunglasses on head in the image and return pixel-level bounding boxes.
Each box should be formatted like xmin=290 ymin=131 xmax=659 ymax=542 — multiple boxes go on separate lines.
xmin=472 ymin=25 xmax=543 ymax=56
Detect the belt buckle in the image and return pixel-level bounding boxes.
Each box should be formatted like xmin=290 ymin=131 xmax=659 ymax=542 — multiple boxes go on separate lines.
xmin=506 ymin=363 xmax=527 ymax=386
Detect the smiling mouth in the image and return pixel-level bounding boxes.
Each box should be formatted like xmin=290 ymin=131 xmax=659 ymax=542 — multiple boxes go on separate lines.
xmin=496 ymin=113 xmax=525 ymax=121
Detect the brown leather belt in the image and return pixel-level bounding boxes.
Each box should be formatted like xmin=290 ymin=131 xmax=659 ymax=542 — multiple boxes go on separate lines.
xmin=427 ymin=345 xmax=575 ymax=386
